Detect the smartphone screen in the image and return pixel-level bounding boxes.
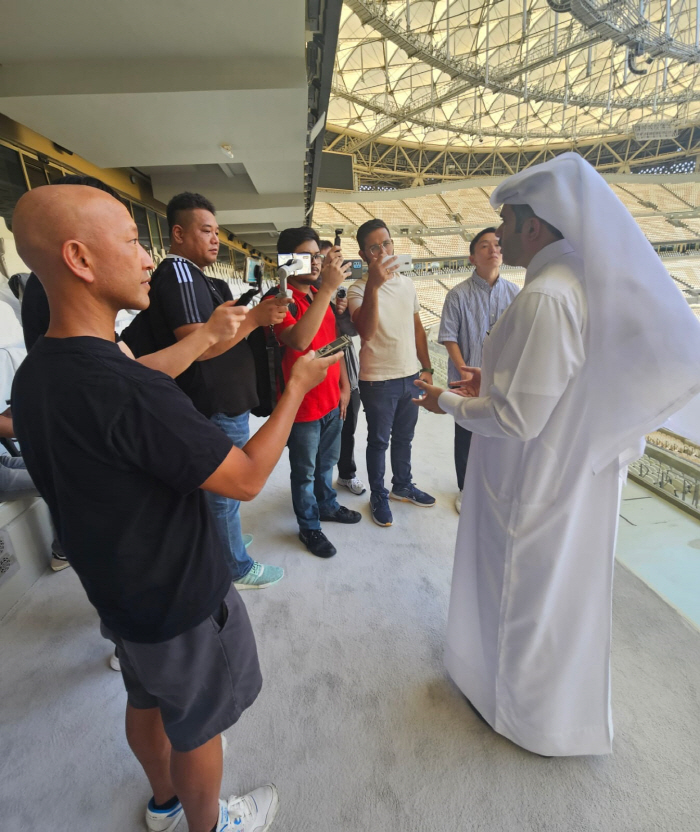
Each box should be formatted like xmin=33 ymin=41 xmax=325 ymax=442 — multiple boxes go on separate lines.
xmin=278 ymin=253 xmax=312 ymax=276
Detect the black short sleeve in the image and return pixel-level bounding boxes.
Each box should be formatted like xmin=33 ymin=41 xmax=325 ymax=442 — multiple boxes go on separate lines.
xmin=110 ymin=375 xmax=233 ymax=494
xmin=152 ymin=258 xmax=215 ymax=331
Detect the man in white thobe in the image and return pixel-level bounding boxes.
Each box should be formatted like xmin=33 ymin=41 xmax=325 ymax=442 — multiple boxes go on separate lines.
xmin=416 ymin=153 xmax=700 ymax=756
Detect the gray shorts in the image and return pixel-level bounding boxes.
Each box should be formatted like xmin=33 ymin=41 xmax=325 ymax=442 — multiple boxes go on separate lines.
xmin=101 ymin=584 xmax=262 ymax=752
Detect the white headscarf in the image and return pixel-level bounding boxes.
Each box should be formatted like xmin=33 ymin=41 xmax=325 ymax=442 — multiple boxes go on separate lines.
xmin=491 ymin=152 xmax=700 ymax=474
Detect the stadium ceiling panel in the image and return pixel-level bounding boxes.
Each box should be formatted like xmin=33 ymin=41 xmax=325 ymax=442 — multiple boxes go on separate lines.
xmin=326 ymin=0 xmax=700 ymax=186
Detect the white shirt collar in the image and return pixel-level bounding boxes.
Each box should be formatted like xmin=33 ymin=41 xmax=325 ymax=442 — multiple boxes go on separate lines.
xmin=525 ymin=239 xmax=575 ymax=283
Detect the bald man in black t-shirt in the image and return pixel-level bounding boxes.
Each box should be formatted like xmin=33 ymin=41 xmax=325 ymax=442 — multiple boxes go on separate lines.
xmin=11 ymin=185 xmax=338 ymax=832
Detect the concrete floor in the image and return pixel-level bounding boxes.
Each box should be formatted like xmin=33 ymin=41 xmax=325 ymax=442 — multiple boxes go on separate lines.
xmin=1 ymin=410 xmax=700 ymax=832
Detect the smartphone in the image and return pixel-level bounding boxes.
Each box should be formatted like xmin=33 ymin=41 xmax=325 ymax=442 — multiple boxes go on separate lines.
xmin=277 ymin=253 xmax=312 ymax=276
xmin=386 ymin=253 xmax=413 ymax=273
xmin=315 ymin=334 xmax=352 ymax=359
xmin=246 ymin=263 xmax=263 ymax=286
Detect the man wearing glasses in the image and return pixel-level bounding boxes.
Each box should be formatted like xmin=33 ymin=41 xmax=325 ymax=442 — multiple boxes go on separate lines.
xmin=348 ymin=219 xmax=436 ymax=527
xmin=274 ymin=227 xmax=361 ymax=558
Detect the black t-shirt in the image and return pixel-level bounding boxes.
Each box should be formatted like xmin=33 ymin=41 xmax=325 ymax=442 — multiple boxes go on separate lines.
xmin=11 ymin=336 xmax=233 ymax=643
xmin=147 ymin=256 xmax=258 ymax=418
xmin=20 ymin=272 xmax=50 ymax=351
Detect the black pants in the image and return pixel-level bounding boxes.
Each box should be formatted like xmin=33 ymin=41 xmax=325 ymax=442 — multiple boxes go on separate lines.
xmin=338 ymin=388 xmax=361 ymax=479
xmin=455 ymin=423 xmax=473 ymax=491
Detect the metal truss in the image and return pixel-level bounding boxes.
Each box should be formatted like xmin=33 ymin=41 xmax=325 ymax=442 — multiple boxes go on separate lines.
xmin=569 ymin=0 xmax=700 ymax=63
xmin=339 ymin=0 xmax=700 ymax=151
xmin=325 ymin=125 xmax=700 ymax=186
xmin=333 ymin=82 xmax=700 ymax=144
xmin=342 ymin=0 xmax=603 ymax=151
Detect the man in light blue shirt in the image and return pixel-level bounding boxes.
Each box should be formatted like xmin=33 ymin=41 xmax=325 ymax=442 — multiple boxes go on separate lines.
xmin=438 ymin=227 xmax=519 ymax=511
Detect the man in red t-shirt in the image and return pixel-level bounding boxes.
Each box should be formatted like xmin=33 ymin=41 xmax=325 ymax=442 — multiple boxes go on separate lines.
xmin=274 ymin=227 xmax=362 ymax=557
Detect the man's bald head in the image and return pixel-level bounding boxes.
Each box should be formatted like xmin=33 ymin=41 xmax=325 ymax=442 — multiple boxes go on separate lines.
xmin=13 ymin=186 xmax=154 ymax=320
xmin=14 ymin=186 xmax=125 ymax=279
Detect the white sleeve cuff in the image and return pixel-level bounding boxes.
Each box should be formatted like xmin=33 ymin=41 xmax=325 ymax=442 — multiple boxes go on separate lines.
xmin=438 ymin=390 xmax=463 ymax=416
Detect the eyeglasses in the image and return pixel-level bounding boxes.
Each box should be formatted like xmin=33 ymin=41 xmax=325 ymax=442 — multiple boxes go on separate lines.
xmin=368 ymin=239 xmax=394 ymax=257
xmin=310 ymin=253 xmax=325 ymax=263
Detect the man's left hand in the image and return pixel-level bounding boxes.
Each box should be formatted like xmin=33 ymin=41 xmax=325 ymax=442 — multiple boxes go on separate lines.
xmin=418 ymin=370 xmax=433 ymax=386
xmin=251 ymin=296 xmax=292 ymax=327
xmin=412 ymin=378 xmax=446 ymax=414
xmin=335 ymin=295 xmax=348 ymax=316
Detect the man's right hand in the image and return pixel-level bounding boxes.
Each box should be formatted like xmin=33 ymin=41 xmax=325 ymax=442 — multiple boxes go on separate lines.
xmin=287 ymin=351 xmax=342 ymax=395
xmin=366 ymin=251 xmax=398 ymax=289
xmin=319 ymin=246 xmax=352 ymax=292
xmin=250 ymin=296 xmax=292 ymax=328
xmin=449 ymin=366 xmax=481 ymax=398
xmin=205 ymin=301 xmax=248 ymax=344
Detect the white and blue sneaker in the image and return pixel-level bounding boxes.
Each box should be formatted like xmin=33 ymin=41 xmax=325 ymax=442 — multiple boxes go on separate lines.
xmin=145 ymin=737 xmax=228 ymax=832
xmin=145 ymin=797 xmax=184 ymax=832
xmin=217 ymin=785 xmax=279 ymax=831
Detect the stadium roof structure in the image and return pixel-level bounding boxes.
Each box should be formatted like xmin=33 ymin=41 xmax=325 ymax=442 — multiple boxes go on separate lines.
xmin=324 ymin=0 xmax=700 ymax=187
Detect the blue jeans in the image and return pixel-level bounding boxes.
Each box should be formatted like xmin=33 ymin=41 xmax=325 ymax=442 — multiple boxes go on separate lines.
xmin=358 ymin=373 xmax=420 ymax=499
xmin=0 ymin=455 xmax=65 ymax=556
xmin=287 ymin=407 xmax=342 ymax=531
xmin=205 ymin=412 xmax=254 ymax=580
xmin=0 ymin=455 xmax=38 ymax=501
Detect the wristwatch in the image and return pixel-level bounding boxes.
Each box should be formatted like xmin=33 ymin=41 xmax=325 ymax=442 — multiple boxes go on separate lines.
xmin=419 ymin=367 xmax=434 ymax=375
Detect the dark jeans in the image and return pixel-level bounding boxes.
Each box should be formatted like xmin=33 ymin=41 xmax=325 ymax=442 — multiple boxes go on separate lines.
xmin=287 ymin=407 xmax=342 ymax=531
xmin=455 ymin=423 xmax=473 ymax=491
xmin=338 ymin=388 xmax=361 ymax=480
xmin=359 ymin=373 xmax=419 ymax=499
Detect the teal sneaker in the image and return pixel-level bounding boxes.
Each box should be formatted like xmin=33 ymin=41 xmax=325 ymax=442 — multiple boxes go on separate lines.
xmin=234 ymin=561 xmax=284 ymax=590
xmin=243 ymin=534 xmax=253 ymax=549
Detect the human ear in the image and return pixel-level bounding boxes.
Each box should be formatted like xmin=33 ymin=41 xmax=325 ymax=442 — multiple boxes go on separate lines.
xmin=62 ymin=240 xmax=95 ymax=284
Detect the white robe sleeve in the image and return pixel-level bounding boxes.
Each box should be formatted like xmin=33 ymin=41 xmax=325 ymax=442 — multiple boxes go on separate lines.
xmin=438 ymin=290 xmax=585 ymax=441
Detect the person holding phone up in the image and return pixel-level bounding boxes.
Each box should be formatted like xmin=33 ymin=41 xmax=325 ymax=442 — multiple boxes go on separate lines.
xmin=348 ymin=218 xmax=436 ymax=528
xmin=273 ymin=227 xmax=362 ymax=559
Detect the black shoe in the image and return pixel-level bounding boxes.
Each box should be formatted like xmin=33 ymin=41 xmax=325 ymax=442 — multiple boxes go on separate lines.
xmin=319 ymin=505 xmax=362 ymax=524
xmin=299 ymin=529 xmax=337 ymax=558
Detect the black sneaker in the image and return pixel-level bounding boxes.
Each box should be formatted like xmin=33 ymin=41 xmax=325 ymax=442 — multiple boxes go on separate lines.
xmin=299 ymin=529 xmax=337 ymax=558
xmin=319 ymin=505 xmax=362 ymax=524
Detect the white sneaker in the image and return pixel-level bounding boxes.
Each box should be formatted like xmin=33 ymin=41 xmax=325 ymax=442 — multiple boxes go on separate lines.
xmin=337 ymin=476 xmax=366 ymax=495
xmin=145 ymin=798 xmax=184 ymax=832
xmin=145 ymin=737 xmax=228 ymax=832
xmin=455 ymin=491 xmax=463 ymax=514
xmin=109 ymin=650 xmax=121 ymax=672
xmin=219 ymin=785 xmax=279 ymax=831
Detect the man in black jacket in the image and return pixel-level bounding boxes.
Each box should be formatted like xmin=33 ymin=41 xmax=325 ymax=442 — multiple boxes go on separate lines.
xmin=143 ymin=192 xmax=289 ymax=588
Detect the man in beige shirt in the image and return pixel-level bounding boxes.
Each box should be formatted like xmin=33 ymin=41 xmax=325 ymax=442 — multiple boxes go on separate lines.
xmin=348 ymin=218 xmax=435 ymax=527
